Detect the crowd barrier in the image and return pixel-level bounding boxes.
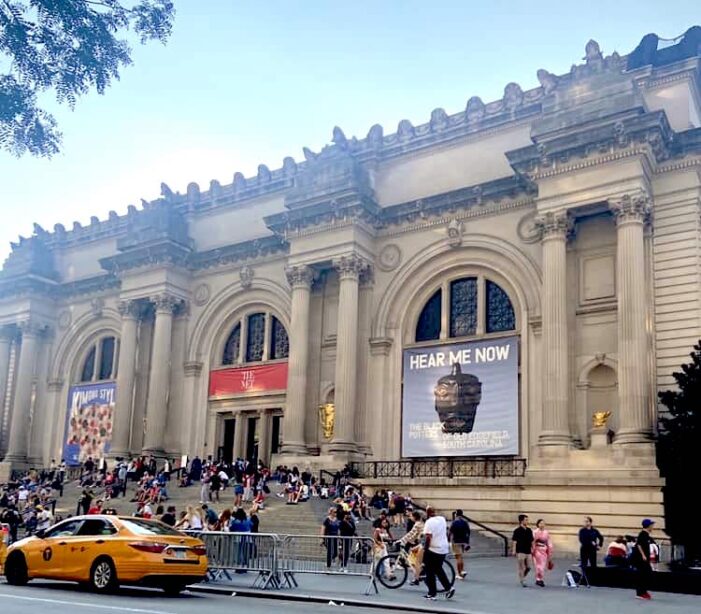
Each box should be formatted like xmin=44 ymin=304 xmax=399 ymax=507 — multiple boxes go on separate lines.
xmin=185 ymin=531 xmax=377 ymax=594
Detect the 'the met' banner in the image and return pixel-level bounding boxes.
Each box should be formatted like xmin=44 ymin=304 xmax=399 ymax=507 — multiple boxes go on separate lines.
xmin=402 ymin=336 xmax=519 ymax=457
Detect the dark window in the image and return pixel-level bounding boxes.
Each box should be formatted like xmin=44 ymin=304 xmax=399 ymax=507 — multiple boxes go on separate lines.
xmin=222 ymin=323 xmax=241 ymax=365
xmin=271 ymin=415 xmax=282 ymax=454
xmin=98 ymin=337 xmax=116 ymax=380
xmin=246 ymin=313 xmax=265 ymax=362
xmin=415 ymin=289 xmax=442 ymax=342
xmin=120 ymin=518 xmax=182 ymax=536
xmin=270 ymin=317 xmax=289 ymax=360
xmin=486 ymin=280 xmax=516 ymax=333
xmin=80 ymin=347 xmax=96 ymax=382
xmin=77 ymin=519 xmax=117 ymax=536
xmin=46 ymin=519 xmax=83 ymax=538
xmin=450 ymin=278 xmax=477 ymax=337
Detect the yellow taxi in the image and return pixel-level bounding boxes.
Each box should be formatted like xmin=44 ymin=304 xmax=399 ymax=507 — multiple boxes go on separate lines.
xmin=2 ymin=515 xmax=207 ymax=595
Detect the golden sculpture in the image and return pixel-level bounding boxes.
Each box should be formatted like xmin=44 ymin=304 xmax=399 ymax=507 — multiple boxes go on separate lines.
xmin=319 ymin=403 xmax=335 ymax=440
xmin=592 ymin=411 xmax=612 ymax=429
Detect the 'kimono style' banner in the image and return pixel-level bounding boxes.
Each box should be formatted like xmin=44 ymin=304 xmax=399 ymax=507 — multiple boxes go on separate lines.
xmin=209 ymin=362 xmax=288 ymax=397
xmin=402 ymin=336 xmax=519 ymax=457
xmin=63 ymin=382 xmax=116 ymax=466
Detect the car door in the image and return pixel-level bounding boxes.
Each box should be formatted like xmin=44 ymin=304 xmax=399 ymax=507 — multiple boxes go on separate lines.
xmin=60 ymin=518 xmax=118 ymax=581
xmin=25 ymin=519 xmax=84 ymax=579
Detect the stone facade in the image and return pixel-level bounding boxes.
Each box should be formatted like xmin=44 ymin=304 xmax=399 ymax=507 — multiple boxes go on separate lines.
xmin=1 ymin=28 xmax=701 ymax=549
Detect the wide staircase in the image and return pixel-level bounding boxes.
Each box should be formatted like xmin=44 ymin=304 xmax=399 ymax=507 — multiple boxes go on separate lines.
xmin=54 ymin=477 xmax=506 ymax=556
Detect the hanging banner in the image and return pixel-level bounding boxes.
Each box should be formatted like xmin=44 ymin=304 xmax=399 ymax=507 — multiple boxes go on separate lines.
xmin=402 ymin=336 xmax=519 ymax=457
xmin=209 ymin=362 xmax=288 ymax=397
xmin=63 ymin=382 xmax=116 ymax=466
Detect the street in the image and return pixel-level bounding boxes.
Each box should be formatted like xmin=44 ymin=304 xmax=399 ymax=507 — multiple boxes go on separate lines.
xmin=0 ymin=581 xmax=404 ymax=614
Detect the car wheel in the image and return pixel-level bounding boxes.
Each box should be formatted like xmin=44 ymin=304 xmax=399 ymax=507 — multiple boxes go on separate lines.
xmin=162 ymin=582 xmax=187 ymax=596
xmin=90 ymin=557 xmax=118 ymax=593
xmin=4 ymin=552 xmax=29 ymax=586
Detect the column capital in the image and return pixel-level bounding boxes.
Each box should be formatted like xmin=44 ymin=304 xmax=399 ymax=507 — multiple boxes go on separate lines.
xmin=151 ymin=293 xmax=182 ymax=315
xmin=609 ymin=192 xmax=651 ymax=226
xmin=534 ymin=210 xmax=574 ymax=241
xmin=332 ymin=253 xmax=371 ymax=281
xmin=183 ymin=361 xmax=203 ymax=377
xmin=18 ymin=319 xmax=47 ymax=338
xmin=285 ymin=264 xmax=316 ymax=289
xmin=118 ymin=299 xmax=142 ymax=320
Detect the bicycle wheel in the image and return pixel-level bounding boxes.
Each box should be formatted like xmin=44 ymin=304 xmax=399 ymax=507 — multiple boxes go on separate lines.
xmin=442 ymin=558 xmax=456 ymax=587
xmin=375 ymin=554 xmax=408 ymax=589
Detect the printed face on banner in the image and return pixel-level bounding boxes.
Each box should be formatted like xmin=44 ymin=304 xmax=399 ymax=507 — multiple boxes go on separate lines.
xmin=402 ymin=336 xmax=519 ymax=457
xmin=63 ymin=382 xmax=116 ymax=466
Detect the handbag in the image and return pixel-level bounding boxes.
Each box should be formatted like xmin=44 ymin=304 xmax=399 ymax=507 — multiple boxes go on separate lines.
xmin=547 ymin=559 xmax=555 ymax=571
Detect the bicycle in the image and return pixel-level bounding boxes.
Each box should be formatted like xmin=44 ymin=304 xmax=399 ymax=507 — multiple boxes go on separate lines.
xmin=375 ymin=542 xmax=455 ymax=589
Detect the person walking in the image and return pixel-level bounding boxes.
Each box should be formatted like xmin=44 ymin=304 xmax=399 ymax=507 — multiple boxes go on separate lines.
xmin=578 ymin=516 xmax=603 ymax=575
xmin=422 ymin=506 xmax=455 ymax=601
xmin=531 ymin=519 xmax=553 ymax=587
xmin=512 ymin=514 xmax=534 ymax=587
xmin=449 ymin=509 xmax=471 ymax=580
xmin=321 ymin=507 xmax=340 ymax=568
xmin=632 ymin=519 xmax=656 ymax=600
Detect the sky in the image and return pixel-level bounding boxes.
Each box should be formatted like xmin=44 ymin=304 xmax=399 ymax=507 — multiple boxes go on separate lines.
xmin=0 ymin=0 xmax=699 ymax=262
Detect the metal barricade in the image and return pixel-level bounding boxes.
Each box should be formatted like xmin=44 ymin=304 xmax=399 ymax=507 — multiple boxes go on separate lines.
xmin=186 ymin=531 xmax=282 ymax=589
xmin=278 ymin=535 xmax=378 ymax=595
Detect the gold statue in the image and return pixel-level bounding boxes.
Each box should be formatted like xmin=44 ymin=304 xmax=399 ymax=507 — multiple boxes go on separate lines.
xmin=319 ymin=403 xmax=335 ymax=440
xmin=592 ymin=411 xmax=612 ymax=429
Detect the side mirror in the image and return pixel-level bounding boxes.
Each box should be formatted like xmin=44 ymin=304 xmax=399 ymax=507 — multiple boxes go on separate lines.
xmin=35 ymin=529 xmax=46 ymax=539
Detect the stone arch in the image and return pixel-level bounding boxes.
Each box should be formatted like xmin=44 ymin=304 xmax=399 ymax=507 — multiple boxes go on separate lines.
xmin=373 ymin=234 xmax=541 ymax=340
xmin=49 ymin=308 xmax=121 ymax=384
xmin=188 ymin=278 xmax=291 ymax=365
xmin=575 ymin=356 xmax=618 ymax=446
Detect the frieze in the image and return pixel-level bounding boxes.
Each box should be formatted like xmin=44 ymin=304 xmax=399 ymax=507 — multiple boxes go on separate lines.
xmin=189 ymin=236 xmax=288 ymax=270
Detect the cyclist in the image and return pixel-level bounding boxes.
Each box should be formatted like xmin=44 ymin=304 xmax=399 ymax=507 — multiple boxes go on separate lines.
xmin=399 ymin=510 xmax=425 ymax=585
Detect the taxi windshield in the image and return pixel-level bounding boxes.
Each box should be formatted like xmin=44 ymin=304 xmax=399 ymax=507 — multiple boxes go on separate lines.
xmin=120 ymin=518 xmax=182 ymax=536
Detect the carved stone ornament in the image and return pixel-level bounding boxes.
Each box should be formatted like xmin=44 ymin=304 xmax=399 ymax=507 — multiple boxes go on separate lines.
xmin=239 ymin=266 xmax=254 ymax=289
xmin=465 ymin=96 xmax=485 ymax=123
xmin=430 ymin=108 xmax=449 ymax=132
xmin=152 ymin=294 xmax=181 ymax=314
xmin=57 ymin=310 xmax=72 ymax=330
xmin=517 ymin=211 xmax=541 ymax=244
xmin=502 ymin=82 xmax=524 ymax=111
xmin=333 ymin=253 xmax=371 ymax=280
xmin=446 ymin=218 xmax=464 ymax=248
xmin=285 ymin=265 xmax=315 ymax=289
xmin=193 ymin=283 xmax=211 ymax=307
xmin=117 ymin=299 xmax=138 ymax=319
xmin=536 ymin=69 xmax=559 ymax=94
xmin=377 ymin=244 xmax=402 ymax=272
xmin=609 ymin=192 xmax=651 ymax=226
xmin=90 ymin=297 xmax=104 ymax=318
xmin=534 ymin=210 xmax=573 ymax=240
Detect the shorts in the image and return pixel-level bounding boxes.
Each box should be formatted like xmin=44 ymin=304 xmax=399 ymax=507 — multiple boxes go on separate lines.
xmin=234 ymin=484 xmax=244 ymax=495
xmin=452 ymin=543 xmax=470 ymax=555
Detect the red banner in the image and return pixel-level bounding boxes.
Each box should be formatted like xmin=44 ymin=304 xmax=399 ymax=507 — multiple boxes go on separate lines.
xmin=209 ymin=362 xmax=288 ymax=397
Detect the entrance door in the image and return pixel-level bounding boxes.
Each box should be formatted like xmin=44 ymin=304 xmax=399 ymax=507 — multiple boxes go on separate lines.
xmin=222 ymin=418 xmax=236 ymax=464
xmin=246 ymin=416 xmax=258 ymax=462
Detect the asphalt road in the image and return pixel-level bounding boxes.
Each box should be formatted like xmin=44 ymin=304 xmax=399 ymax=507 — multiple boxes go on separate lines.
xmin=0 ymin=581 xmax=407 ymax=614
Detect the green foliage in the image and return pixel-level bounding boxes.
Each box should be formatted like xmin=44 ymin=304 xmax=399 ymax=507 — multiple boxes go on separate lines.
xmin=0 ymin=0 xmax=175 ymax=157
xmin=657 ymin=341 xmax=701 ymax=556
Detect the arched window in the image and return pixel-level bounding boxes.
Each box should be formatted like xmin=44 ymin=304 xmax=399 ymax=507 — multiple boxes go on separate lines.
xmin=414 ymin=277 xmax=516 ymax=342
xmin=221 ymin=312 xmax=289 ymax=365
xmin=78 ymin=336 xmax=119 ymax=383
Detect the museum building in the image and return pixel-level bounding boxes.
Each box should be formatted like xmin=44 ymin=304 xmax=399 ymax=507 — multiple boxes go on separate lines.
xmin=1 ymin=28 xmax=700 ymax=547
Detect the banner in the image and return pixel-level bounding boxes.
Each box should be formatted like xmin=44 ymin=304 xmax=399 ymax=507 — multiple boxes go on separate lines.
xmin=63 ymin=382 xmax=116 ymax=467
xmin=402 ymin=336 xmax=519 ymax=457
xmin=209 ymin=362 xmax=288 ymax=397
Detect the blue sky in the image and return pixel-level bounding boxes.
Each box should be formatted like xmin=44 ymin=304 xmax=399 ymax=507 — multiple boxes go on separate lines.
xmin=0 ymin=1 xmax=698 ymax=262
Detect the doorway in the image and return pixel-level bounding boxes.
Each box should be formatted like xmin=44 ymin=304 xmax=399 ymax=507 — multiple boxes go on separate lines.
xmin=246 ymin=416 xmax=258 ymax=462
xmin=222 ymin=418 xmax=236 ymax=464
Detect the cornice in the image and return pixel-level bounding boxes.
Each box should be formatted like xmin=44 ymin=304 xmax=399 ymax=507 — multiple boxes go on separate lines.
xmin=189 ymin=235 xmax=289 ymax=271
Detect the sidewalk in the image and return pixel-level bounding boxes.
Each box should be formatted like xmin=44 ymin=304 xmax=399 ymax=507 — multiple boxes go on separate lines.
xmin=192 ymin=557 xmax=699 ymax=614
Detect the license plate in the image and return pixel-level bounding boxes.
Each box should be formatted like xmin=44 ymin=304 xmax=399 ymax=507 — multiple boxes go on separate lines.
xmin=173 ymin=550 xmax=187 ymax=559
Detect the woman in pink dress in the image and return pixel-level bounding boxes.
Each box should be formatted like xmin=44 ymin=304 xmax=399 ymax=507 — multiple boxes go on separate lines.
xmin=531 ymin=519 xmax=553 ymax=587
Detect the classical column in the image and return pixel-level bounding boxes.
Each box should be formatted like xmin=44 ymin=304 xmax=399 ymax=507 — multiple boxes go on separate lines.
xmin=280 ymin=265 xmax=314 ymax=455
xmin=330 ymin=254 xmax=369 ymax=454
xmin=536 ymin=211 xmax=573 ymax=447
xmin=109 ymin=300 xmax=141 ymax=458
xmin=183 ymin=361 xmax=203 ymax=457
xmin=233 ymin=412 xmax=247 ymax=460
xmin=611 ymin=193 xmax=653 ymax=444
xmin=0 ymin=326 xmax=16 ymax=456
xmin=258 ymin=408 xmax=272 ymax=465
xmin=4 ymin=321 xmax=42 ymax=465
xmin=142 ymin=294 xmax=178 ymax=454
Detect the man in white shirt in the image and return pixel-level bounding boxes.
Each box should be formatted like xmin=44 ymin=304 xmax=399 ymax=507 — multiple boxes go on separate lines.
xmin=422 ymin=506 xmax=456 ymax=601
